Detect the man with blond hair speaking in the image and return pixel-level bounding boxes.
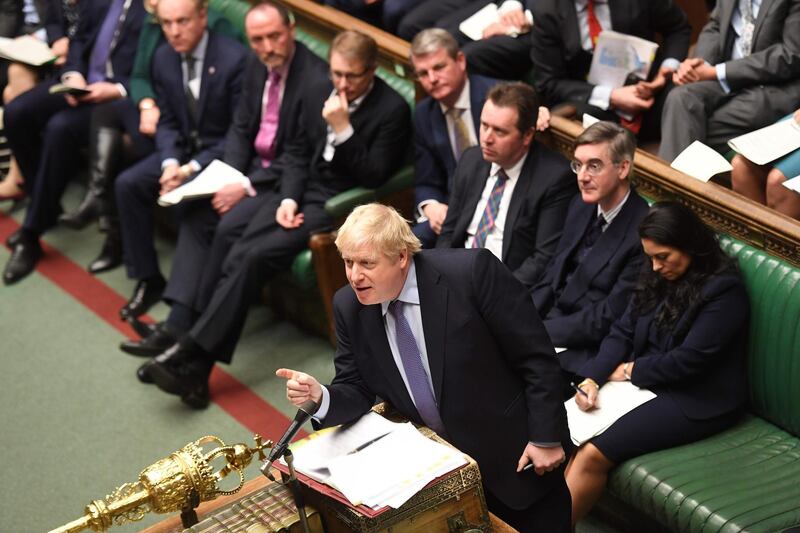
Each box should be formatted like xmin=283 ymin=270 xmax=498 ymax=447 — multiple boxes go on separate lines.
xmin=277 ymin=203 xmax=571 ymax=532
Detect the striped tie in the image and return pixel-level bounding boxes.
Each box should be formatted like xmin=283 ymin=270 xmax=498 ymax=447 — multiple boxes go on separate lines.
xmin=472 ymin=169 xmax=509 ymax=249
xmin=388 ymin=300 xmax=446 ymax=436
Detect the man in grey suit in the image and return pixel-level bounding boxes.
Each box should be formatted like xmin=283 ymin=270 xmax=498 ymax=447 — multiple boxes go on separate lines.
xmin=658 ymin=0 xmax=800 ymax=162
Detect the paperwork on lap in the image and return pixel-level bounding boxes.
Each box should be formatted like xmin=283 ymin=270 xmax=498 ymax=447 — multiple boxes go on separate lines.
xmin=728 ymin=117 xmax=800 ymax=166
xmin=565 ymin=381 xmax=656 ymax=446
xmin=158 ymin=159 xmax=248 ymax=206
xmin=670 ymin=141 xmax=733 ymax=182
xmin=285 ymin=412 xmax=467 ymax=510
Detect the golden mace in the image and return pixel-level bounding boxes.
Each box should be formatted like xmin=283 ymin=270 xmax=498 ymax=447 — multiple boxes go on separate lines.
xmin=49 ymin=434 xmax=272 ymax=533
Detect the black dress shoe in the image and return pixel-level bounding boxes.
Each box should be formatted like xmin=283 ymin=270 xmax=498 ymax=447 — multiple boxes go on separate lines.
xmin=5 ymin=229 xmax=21 ymax=248
xmin=120 ymin=276 xmax=166 ymax=319
xmin=3 ymin=239 xmax=42 ymax=285
xmin=128 ymin=317 xmax=159 ymax=339
xmin=88 ymin=235 xmax=122 ymax=274
xmin=137 ymin=360 xmax=155 ymax=384
xmin=120 ymin=322 xmax=178 ymax=357
xmin=148 ymin=344 xmax=212 ymax=409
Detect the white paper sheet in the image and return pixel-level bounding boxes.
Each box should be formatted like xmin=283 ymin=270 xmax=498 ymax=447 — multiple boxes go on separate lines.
xmin=0 ymin=35 xmax=56 ymax=66
xmin=565 ymin=381 xmax=656 ymax=445
xmin=587 ymin=31 xmax=658 ymax=88
xmin=458 ymin=3 xmax=533 ymax=41
xmin=670 ymin=140 xmax=733 ymax=182
xmin=727 ymin=118 xmax=800 ymax=166
xmin=781 ymin=174 xmax=800 ymax=193
xmin=157 ymin=159 xmax=248 ymax=206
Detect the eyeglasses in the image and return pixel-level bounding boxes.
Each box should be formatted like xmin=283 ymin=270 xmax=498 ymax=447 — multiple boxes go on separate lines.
xmin=329 ymin=68 xmax=371 ymax=82
xmin=570 ymin=159 xmax=615 ymax=176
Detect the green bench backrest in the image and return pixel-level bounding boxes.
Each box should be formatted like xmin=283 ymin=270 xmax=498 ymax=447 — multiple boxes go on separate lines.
xmin=208 ymin=0 xmax=249 ymax=36
xmin=720 ymin=236 xmax=800 ymax=437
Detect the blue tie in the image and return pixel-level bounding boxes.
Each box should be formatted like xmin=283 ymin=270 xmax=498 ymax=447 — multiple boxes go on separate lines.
xmin=87 ymin=0 xmax=126 ymax=83
xmin=388 ymin=300 xmax=446 ymax=436
xmin=472 ymin=169 xmax=509 ymax=249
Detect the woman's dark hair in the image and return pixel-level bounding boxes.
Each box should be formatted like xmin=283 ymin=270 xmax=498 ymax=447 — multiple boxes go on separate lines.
xmin=633 ymin=201 xmax=737 ymax=337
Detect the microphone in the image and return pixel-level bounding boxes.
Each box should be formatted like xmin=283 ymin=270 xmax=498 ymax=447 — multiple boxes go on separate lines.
xmin=266 ymin=400 xmax=318 ymax=464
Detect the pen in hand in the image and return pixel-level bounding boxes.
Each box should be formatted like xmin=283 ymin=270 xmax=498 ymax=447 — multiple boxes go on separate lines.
xmin=571 ymin=381 xmax=589 ymax=398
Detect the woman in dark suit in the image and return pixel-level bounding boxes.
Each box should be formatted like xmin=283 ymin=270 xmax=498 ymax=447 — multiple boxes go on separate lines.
xmin=566 ymin=201 xmax=750 ymax=524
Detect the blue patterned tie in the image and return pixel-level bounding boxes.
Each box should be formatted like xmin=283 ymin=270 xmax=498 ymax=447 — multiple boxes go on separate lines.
xmin=388 ymin=300 xmax=446 ymax=436
xmin=472 ymin=169 xmax=509 ymax=249
xmin=87 ymin=0 xmax=126 ymax=83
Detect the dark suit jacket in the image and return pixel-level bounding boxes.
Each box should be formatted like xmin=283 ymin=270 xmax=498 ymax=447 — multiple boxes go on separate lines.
xmin=152 ymin=30 xmax=247 ymax=168
xmin=64 ymin=0 xmax=146 ymax=91
xmin=694 ymin=0 xmax=800 ymax=94
xmin=413 ymin=74 xmax=497 ymax=207
xmin=223 ymin=42 xmax=328 ymax=191
xmin=532 ymin=191 xmax=649 ymax=372
xmin=323 ymin=249 xmax=569 ymax=509
xmin=280 ymin=75 xmax=412 ymax=205
xmin=579 ymin=270 xmax=750 ymax=420
xmin=528 ymin=0 xmax=690 ymax=106
xmin=436 ymin=142 xmax=575 ymax=288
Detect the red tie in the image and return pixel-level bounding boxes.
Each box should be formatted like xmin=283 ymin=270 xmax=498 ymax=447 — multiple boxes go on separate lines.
xmin=587 ymin=0 xmax=602 ymax=49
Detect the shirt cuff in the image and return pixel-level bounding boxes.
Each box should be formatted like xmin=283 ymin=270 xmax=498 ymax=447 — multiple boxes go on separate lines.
xmin=417 ymin=199 xmax=439 ymax=222
xmin=188 ymin=160 xmax=202 ymax=173
xmin=715 ymin=63 xmax=731 ymax=93
xmin=332 ymin=125 xmax=354 ymax=146
xmin=281 ymin=198 xmax=299 ymax=210
xmin=660 ymin=58 xmax=681 ymax=72
xmin=530 ymin=441 xmax=561 ymax=448
xmin=33 ymin=28 xmax=47 ymax=41
xmin=312 ymin=386 xmax=331 ymax=422
xmin=162 ymin=158 xmax=179 ymax=170
xmin=240 ymin=176 xmax=256 ymax=197
xmin=588 ymin=85 xmax=613 ymax=111
xmin=115 ymin=83 xmax=127 ymax=98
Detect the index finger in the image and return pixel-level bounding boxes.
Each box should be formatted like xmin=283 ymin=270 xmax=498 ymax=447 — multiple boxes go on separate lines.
xmin=338 ymin=90 xmax=348 ymax=106
xmin=275 ymin=368 xmax=300 ymax=380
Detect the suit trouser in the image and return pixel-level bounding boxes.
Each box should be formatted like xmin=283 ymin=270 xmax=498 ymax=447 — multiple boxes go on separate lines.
xmin=189 ymin=198 xmax=333 ymax=364
xmin=115 ymin=152 xmax=164 ymax=280
xmin=162 ymin=193 xmax=269 ymax=311
xmin=4 ymin=80 xmax=94 ymax=234
xmin=658 ymin=81 xmax=798 ymax=162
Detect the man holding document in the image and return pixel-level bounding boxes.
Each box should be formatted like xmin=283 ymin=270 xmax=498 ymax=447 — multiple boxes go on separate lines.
xmin=278 ymin=203 xmax=572 ymax=532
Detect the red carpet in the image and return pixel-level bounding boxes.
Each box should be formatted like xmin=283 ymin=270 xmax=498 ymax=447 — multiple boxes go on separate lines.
xmin=0 ymin=211 xmax=306 ymax=439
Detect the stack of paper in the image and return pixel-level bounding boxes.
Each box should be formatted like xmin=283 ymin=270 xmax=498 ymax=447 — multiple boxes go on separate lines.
xmin=565 ymin=381 xmax=656 ymax=445
xmin=286 ymin=412 xmax=467 ymax=510
xmin=158 ymin=159 xmax=248 ymax=206
xmin=458 ymin=3 xmax=534 ymax=41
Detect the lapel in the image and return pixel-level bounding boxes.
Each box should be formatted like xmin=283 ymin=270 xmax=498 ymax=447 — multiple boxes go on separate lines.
xmin=752 ymin=0 xmax=776 ymax=46
xmin=195 ymin=33 xmax=217 ymax=125
xmin=456 ymin=156 xmax=492 ymax=243
xmin=632 ymin=307 xmax=653 ymax=358
xmin=553 ymin=201 xmax=595 ymax=286
xmin=415 ymin=255 xmax=447 ymax=403
xmin=359 ymin=304 xmax=417 ymax=415
xmin=563 ymin=0 xmax=583 ymax=55
xmin=430 ymin=105 xmax=456 ymax=180
xmin=717 ymin=0 xmax=737 ymax=52
xmin=560 ymin=195 xmax=633 ymax=306
xmin=501 ymin=143 xmax=537 ymax=261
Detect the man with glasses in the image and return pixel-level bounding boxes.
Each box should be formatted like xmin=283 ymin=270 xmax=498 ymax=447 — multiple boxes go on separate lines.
xmin=531 ymin=121 xmax=648 ymax=384
xmin=141 ymin=30 xmax=411 ymax=409
xmin=3 ymin=0 xmax=147 ymax=283
xmin=436 ymin=81 xmax=574 ymax=289
xmin=107 ymin=0 xmax=246 ymax=324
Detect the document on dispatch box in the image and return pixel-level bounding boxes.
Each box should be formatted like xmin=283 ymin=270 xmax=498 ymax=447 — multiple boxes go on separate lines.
xmin=157 ymin=159 xmax=247 ymax=206
xmin=727 ymin=117 xmax=800 ymax=166
xmin=565 ymin=381 xmax=656 ymax=446
xmin=670 ymin=140 xmax=732 ymax=182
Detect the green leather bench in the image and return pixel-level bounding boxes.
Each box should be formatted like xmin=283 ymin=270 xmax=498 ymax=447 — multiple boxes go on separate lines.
xmin=597 ymin=236 xmax=800 ymax=532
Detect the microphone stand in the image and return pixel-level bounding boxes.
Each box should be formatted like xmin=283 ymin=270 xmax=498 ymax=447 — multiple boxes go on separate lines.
xmin=260 ymin=450 xmax=311 ymax=533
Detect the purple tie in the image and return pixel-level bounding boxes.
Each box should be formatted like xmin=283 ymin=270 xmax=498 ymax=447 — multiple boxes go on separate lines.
xmin=87 ymin=0 xmax=126 ymax=83
xmin=472 ymin=169 xmax=509 ymax=249
xmin=254 ymin=70 xmax=282 ymax=167
xmin=388 ymin=300 xmax=446 ymax=436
